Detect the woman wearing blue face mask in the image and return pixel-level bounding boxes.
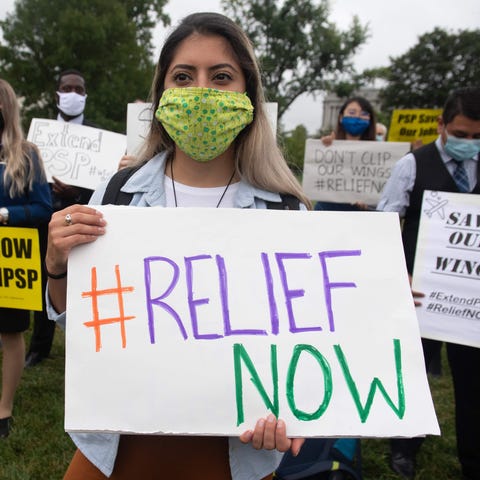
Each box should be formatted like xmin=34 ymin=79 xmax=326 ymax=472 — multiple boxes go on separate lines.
xmin=321 ymin=96 xmax=377 ymax=146
xmin=336 ymin=97 xmax=376 ymax=141
xmin=315 ymin=97 xmax=377 ymax=211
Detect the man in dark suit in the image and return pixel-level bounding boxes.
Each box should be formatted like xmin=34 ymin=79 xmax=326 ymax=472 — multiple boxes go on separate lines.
xmin=378 ymin=86 xmax=480 ymax=480
xmin=25 ymin=69 xmax=97 ymax=367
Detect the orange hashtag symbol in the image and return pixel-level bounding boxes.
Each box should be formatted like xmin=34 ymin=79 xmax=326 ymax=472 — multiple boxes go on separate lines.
xmin=82 ymin=265 xmax=135 ymax=352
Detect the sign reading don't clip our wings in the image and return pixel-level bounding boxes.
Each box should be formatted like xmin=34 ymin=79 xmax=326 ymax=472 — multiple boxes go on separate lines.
xmin=302 ymin=139 xmax=410 ymax=207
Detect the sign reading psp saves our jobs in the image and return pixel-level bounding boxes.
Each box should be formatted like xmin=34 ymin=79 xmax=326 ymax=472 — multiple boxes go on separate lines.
xmin=65 ymin=207 xmax=439 ymax=438
xmin=388 ymin=109 xmax=442 ymax=144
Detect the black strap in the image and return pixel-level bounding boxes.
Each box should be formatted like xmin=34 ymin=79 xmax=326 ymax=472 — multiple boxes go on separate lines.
xmin=101 ymin=167 xmax=139 ymax=205
xmin=266 ymin=194 xmax=300 ymax=210
xmin=102 ymin=167 xmax=301 ymax=210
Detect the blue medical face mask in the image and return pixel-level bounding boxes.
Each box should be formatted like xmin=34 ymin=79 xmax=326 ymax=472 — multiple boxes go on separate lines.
xmin=341 ymin=116 xmax=370 ymax=136
xmin=376 ymin=134 xmax=384 ymax=141
xmin=444 ymin=134 xmax=480 ymax=161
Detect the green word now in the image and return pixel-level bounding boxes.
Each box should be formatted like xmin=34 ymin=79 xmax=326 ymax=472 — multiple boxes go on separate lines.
xmin=234 ymin=339 xmax=405 ymax=425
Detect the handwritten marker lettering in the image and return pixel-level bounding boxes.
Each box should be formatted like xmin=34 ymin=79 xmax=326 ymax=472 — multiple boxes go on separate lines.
xmin=319 ymin=250 xmax=361 ymax=332
xmin=144 ymin=256 xmax=187 ymax=343
xmin=142 ymin=250 xmax=361 ymax=342
xmin=233 ymin=339 xmax=405 ymax=425
xmin=82 ymin=265 xmax=135 ymax=352
xmin=73 ymin=240 xmax=419 ymax=428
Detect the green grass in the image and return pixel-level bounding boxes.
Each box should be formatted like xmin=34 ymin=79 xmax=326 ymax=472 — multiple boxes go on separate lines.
xmin=0 ymin=330 xmax=459 ymax=479
xmin=361 ymin=361 xmax=460 ymax=479
xmin=0 ymin=327 xmax=74 ymax=480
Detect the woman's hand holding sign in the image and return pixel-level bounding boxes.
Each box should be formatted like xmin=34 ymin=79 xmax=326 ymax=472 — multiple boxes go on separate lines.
xmin=408 ymin=274 xmax=425 ymax=307
xmin=240 ymin=414 xmax=305 ymax=456
xmin=45 ymin=205 xmax=106 ymax=312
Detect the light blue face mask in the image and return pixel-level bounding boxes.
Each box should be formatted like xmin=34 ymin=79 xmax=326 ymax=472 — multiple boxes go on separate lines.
xmin=444 ymin=134 xmax=480 ymax=161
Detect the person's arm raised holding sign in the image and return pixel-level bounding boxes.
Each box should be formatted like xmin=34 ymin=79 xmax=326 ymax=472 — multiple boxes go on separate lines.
xmin=46 ymin=12 xmax=308 ymax=480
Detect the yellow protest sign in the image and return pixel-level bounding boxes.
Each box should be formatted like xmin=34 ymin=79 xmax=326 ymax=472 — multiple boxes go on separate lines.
xmin=388 ymin=109 xmax=442 ymax=144
xmin=0 ymin=227 xmax=43 ymax=311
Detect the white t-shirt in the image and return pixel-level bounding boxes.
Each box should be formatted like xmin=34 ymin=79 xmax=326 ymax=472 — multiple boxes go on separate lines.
xmin=164 ymin=177 xmax=240 ymax=208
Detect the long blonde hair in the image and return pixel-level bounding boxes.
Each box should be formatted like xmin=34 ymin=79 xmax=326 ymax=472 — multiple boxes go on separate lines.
xmin=0 ymin=78 xmax=44 ymax=197
xmin=138 ymin=12 xmax=311 ymax=209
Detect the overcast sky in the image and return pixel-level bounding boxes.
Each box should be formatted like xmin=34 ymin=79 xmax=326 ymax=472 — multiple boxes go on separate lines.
xmin=1 ymin=0 xmax=479 ymax=132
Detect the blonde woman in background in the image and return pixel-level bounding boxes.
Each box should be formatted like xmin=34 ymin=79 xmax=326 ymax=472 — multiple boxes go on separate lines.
xmin=0 ymin=78 xmax=52 ymax=438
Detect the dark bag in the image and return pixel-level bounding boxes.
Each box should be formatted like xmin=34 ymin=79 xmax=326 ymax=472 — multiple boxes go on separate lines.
xmin=102 ymin=166 xmax=140 ymax=205
xmin=102 ymin=166 xmax=301 ymax=210
xmin=274 ymin=438 xmax=362 ymax=480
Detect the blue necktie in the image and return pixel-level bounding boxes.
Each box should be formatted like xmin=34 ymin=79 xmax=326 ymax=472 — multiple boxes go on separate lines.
xmin=452 ymin=160 xmax=470 ymax=193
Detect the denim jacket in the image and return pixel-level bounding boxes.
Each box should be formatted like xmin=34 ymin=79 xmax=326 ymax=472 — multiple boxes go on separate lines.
xmin=48 ymin=152 xmax=302 ymax=478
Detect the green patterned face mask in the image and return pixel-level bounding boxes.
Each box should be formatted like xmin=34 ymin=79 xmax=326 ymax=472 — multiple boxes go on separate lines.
xmin=155 ymin=87 xmax=254 ymax=162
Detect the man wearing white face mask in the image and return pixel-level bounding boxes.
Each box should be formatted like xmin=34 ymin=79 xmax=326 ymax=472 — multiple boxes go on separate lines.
xmin=51 ymin=69 xmax=99 ymax=210
xmin=56 ymin=69 xmax=93 ymax=123
xmin=25 ymin=69 xmax=99 ymax=369
xmin=57 ymin=76 xmax=87 ymax=122
xmin=378 ymin=86 xmax=480 ymax=480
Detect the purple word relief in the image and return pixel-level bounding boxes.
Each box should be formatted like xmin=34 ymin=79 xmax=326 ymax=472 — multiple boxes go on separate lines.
xmin=143 ymin=250 xmax=361 ymax=343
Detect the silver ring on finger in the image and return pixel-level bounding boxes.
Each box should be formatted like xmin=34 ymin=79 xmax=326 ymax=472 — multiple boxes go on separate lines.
xmin=64 ymin=213 xmax=73 ymax=226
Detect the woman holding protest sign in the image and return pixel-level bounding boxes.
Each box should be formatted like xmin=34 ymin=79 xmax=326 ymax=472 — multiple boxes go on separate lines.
xmin=0 ymin=78 xmax=52 ymax=438
xmin=45 ymin=12 xmax=308 ymax=479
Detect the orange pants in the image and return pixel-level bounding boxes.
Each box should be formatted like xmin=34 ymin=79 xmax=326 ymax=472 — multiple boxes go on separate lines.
xmin=64 ymin=435 xmax=273 ymax=480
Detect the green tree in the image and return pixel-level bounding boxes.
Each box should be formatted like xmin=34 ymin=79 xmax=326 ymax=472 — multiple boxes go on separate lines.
xmin=379 ymin=28 xmax=480 ymax=111
xmin=0 ymin=0 xmax=169 ymax=132
xmin=330 ymin=66 xmax=388 ymax=99
xmin=221 ymin=0 xmax=367 ymax=119
xmin=280 ymin=124 xmax=308 ymax=176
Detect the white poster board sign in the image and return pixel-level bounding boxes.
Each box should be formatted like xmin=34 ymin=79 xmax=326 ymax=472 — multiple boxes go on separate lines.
xmin=65 ymin=207 xmax=439 ymax=437
xmin=265 ymin=102 xmax=278 ymax=135
xmin=27 ymin=119 xmax=127 ymax=190
xmin=412 ymin=190 xmax=480 ymax=347
xmin=126 ymin=102 xmax=279 ymax=155
xmin=302 ymin=139 xmax=410 ymax=206
xmin=126 ymin=103 xmax=152 ymax=155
